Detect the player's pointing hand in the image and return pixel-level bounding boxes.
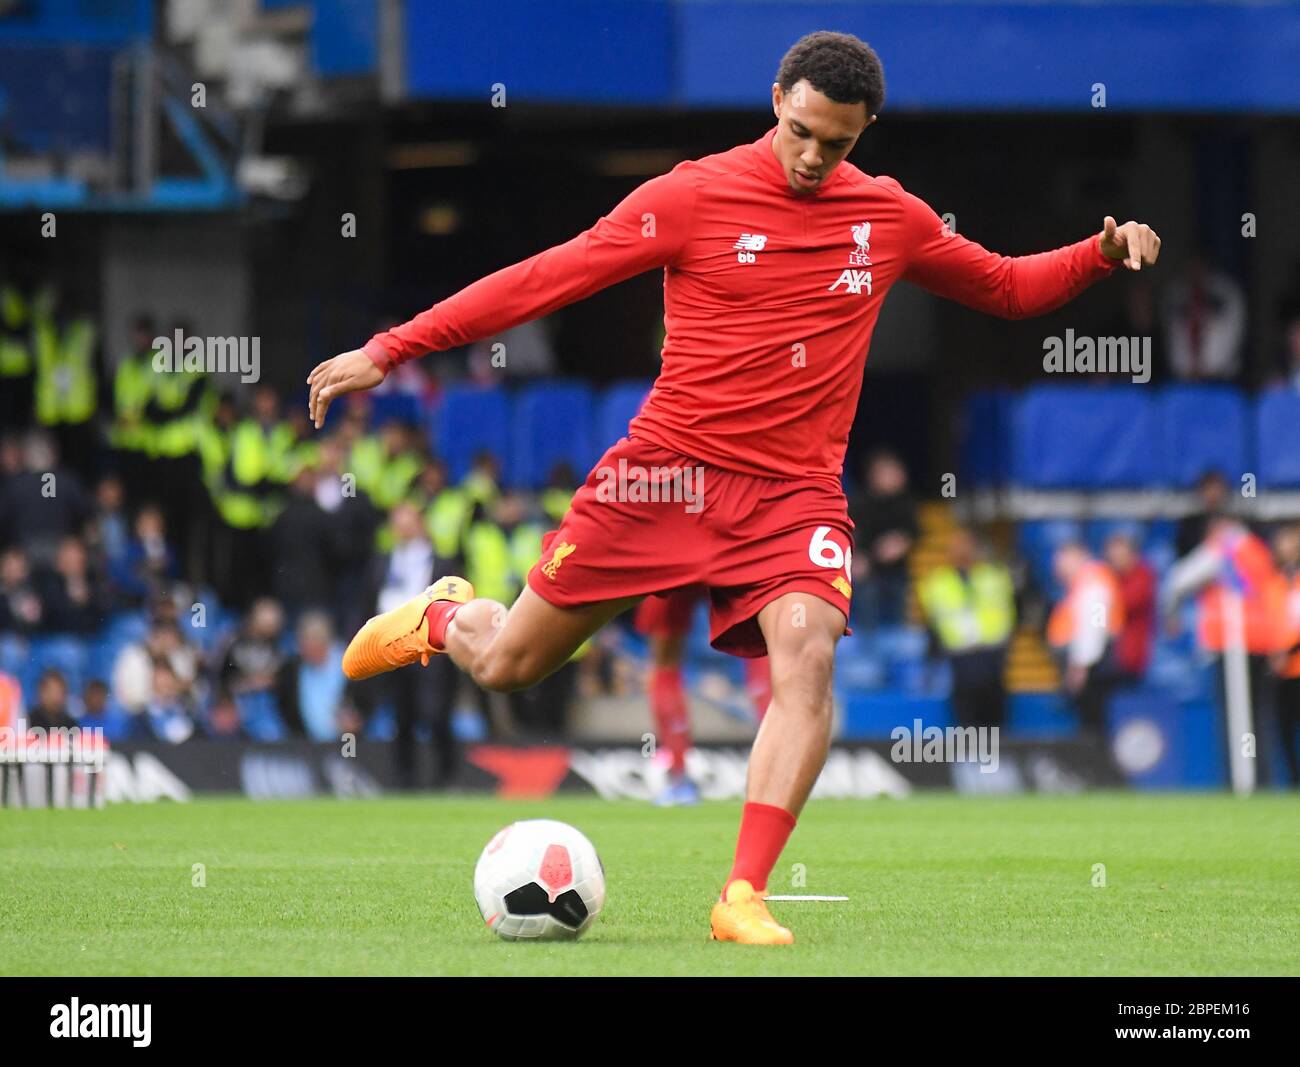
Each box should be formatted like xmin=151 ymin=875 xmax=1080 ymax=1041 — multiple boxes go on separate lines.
xmin=1100 ymin=216 xmax=1161 ymax=271
xmin=306 ymin=348 xmax=385 ymax=429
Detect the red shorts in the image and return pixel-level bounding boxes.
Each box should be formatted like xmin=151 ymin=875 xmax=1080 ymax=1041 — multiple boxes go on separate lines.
xmin=633 ymin=586 xmax=703 ymax=638
xmin=526 ymin=436 xmax=854 ymax=657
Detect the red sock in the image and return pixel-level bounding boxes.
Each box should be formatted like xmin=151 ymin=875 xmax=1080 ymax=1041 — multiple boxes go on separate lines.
xmin=744 ymin=656 xmax=771 ymax=722
xmin=724 ymin=802 xmax=796 ymax=896
xmin=423 ymin=601 xmax=463 ymax=649
xmin=648 ymin=666 xmax=691 ymax=775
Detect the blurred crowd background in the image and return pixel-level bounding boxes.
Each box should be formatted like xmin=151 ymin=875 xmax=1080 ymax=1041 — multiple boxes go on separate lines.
xmin=2 ymin=1 xmax=1300 ymax=789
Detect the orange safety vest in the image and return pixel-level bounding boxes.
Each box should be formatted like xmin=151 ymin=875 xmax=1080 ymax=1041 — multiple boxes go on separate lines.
xmin=0 ymin=672 xmax=20 ymax=730
xmin=1047 ymin=561 xmax=1123 ymax=647
xmin=1196 ymin=531 xmax=1287 ymax=655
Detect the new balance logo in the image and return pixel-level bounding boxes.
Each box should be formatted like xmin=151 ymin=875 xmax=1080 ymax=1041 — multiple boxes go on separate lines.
xmin=828 ymin=269 xmax=873 ymax=295
xmin=733 ymin=233 xmax=766 ymax=264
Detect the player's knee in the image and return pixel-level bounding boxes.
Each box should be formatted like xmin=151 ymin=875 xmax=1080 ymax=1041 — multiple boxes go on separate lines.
xmin=769 ymin=628 xmax=836 ymax=689
xmin=472 ymin=644 xmax=545 ymax=693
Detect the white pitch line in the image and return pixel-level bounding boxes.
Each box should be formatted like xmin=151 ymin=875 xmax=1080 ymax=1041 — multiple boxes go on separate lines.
xmin=763 ymin=895 xmax=849 ymax=902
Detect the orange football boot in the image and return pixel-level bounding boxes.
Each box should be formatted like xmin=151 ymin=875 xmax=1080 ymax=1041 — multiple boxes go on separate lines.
xmin=342 ymin=576 xmax=474 ymax=681
xmin=709 ymin=879 xmax=794 ymax=945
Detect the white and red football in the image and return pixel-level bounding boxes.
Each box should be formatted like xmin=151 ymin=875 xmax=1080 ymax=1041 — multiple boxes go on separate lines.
xmin=473 ymin=819 xmax=606 ymax=941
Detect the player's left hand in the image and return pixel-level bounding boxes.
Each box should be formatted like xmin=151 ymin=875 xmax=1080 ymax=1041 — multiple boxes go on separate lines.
xmin=1099 ymin=216 xmax=1161 ymax=271
xmin=306 ymin=348 xmax=385 ymax=429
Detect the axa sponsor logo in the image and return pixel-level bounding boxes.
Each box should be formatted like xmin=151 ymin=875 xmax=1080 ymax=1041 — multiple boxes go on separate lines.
xmin=828 ymin=268 xmax=873 ymax=295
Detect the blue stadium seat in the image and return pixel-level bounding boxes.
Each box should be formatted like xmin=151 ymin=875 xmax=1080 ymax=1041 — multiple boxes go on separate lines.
xmin=958 ymin=388 xmax=1014 ymax=488
xmin=1158 ymin=385 xmax=1251 ymax=488
xmin=1256 ymin=387 xmax=1300 ymax=488
xmin=511 ymin=380 xmax=596 ymax=489
xmin=1011 ymin=386 xmax=1161 ymax=488
xmin=368 ymin=392 xmax=425 ymax=429
xmin=431 ymin=384 xmax=512 ymax=482
xmin=596 ymin=379 xmax=654 ymax=453
xmin=30 ymin=635 xmax=89 ymax=695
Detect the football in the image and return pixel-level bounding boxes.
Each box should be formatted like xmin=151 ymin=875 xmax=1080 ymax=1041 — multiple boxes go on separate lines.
xmin=473 ymin=819 xmax=606 ymax=941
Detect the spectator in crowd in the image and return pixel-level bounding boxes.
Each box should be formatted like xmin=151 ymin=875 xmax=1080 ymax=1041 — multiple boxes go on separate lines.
xmin=40 ymin=536 xmax=109 ymax=634
xmin=316 ymin=436 xmax=385 ymax=634
xmin=267 ymin=466 xmax=334 ymax=616
xmin=108 ymin=313 xmax=159 ymax=497
xmin=0 ymin=668 xmax=23 ymax=729
xmin=1162 ymin=256 xmax=1246 ymax=382
xmin=1175 ymin=469 xmax=1231 ymax=559
xmin=79 ymin=678 xmax=112 ymax=731
xmin=87 ymin=475 xmax=131 ymax=580
xmin=111 ymin=504 xmax=177 ymax=608
xmin=0 ymin=431 xmax=91 ymax=564
xmin=1103 ymin=530 xmax=1158 ymax=687
xmin=29 ymin=669 xmax=75 ymax=731
xmin=918 ymin=527 xmax=1016 ymax=729
xmin=1048 ymin=543 xmax=1122 ymax=738
xmin=350 ymin=502 xmax=459 ymax=788
xmin=0 ymin=433 xmax=24 ymax=504
xmin=203 ymin=688 xmax=246 ymax=741
xmin=111 ymin=620 xmax=200 ymax=714
xmin=218 ymin=597 xmax=289 ymax=741
xmin=850 ymin=448 xmax=918 ymax=628
xmin=1270 ymin=523 xmax=1300 ymax=787
xmin=0 ymin=547 xmax=45 ymax=635
xmin=1162 ymin=517 xmax=1286 ymax=787
xmin=277 ymin=611 xmax=347 ymax=741
xmin=142 ymin=660 xmax=197 ymax=743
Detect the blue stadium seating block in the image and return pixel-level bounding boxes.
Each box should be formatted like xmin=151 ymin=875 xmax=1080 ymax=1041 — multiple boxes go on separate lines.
xmin=1256 ymin=387 xmax=1300 ymax=487
xmin=1012 ymin=386 xmax=1161 ymax=488
xmin=511 ymin=380 xmax=596 ymax=489
xmin=1158 ymin=385 xmax=1251 ymax=488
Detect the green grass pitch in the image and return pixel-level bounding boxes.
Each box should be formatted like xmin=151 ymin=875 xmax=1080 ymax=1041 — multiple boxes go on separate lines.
xmin=2 ymin=793 xmax=1296 ymax=976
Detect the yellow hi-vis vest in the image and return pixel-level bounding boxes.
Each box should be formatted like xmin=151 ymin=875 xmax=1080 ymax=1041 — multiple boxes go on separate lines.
xmin=110 ymin=353 xmax=155 ymax=451
xmin=424 ymin=488 xmax=471 ymax=559
xmin=201 ymin=419 xmax=297 ymax=529
xmin=34 ymin=317 xmax=96 ymax=425
xmin=464 ymin=520 xmax=543 ymax=606
xmin=150 ymin=372 xmax=210 ymax=458
xmin=918 ymin=563 xmax=1015 ymax=652
xmin=0 ymin=286 xmax=32 ymax=377
xmin=541 ymin=486 xmax=573 ymax=524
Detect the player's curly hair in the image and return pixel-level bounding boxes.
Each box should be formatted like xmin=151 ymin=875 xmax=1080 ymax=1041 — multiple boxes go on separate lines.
xmin=776 ymin=31 xmax=885 ymax=115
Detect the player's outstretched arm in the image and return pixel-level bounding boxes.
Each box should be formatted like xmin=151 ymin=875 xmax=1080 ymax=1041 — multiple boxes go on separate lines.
xmin=895 ymin=179 xmax=1160 ymax=318
xmin=332 ymin=169 xmax=696 ymax=401
xmin=307 ymin=348 xmax=384 ymax=429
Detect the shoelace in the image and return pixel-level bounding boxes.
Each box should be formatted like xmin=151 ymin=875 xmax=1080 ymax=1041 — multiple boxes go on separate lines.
xmin=384 ymin=630 xmax=433 ymax=668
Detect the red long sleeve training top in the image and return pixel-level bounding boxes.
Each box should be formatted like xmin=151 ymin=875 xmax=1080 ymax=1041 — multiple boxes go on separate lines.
xmin=365 ymin=127 xmax=1117 ymax=486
